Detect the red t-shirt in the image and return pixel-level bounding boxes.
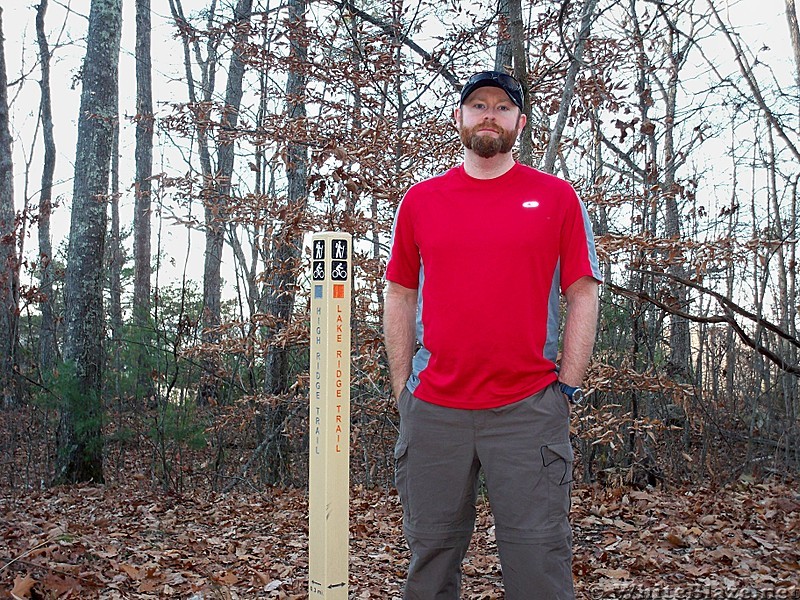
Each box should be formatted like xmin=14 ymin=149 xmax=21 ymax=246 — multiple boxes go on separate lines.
xmin=385 ymin=162 xmax=601 ymax=409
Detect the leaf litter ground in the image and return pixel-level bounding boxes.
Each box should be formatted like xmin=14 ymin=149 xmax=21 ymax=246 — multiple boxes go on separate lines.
xmin=1 ymin=479 xmax=799 ymax=598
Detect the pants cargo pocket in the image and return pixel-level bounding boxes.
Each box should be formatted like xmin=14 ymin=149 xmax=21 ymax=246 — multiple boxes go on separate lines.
xmin=541 ymin=442 xmax=574 ymax=523
xmin=394 ymin=437 xmax=409 ymax=506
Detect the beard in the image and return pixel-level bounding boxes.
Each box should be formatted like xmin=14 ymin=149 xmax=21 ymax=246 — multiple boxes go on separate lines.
xmin=458 ymin=116 xmax=520 ymax=158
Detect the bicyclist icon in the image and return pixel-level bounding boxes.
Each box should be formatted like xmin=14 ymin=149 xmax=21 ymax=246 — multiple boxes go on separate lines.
xmin=331 ymin=261 xmax=348 ymax=281
xmin=313 ymin=261 xmax=325 ymax=280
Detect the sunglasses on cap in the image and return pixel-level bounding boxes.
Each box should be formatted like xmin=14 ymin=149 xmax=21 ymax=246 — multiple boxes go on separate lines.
xmin=460 ymin=71 xmax=524 ymax=110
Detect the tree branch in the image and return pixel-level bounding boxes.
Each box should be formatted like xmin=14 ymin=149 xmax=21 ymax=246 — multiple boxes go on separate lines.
xmin=606 ymin=273 xmax=800 ymax=376
xmin=335 ymin=0 xmax=461 ymax=89
xmin=706 ymin=0 xmax=800 ymax=163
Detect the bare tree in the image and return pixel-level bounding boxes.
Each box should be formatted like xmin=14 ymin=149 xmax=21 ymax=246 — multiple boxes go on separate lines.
xmin=706 ymin=0 xmax=800 ymax=163
xmin=259 ymin=0 xmax=308 ymax=483
xmin=108 ymin=98 xmax=123 ymax=399
xmin=632 ymin=0 xmax=703 ymax=380
xmin=786 ymin=0 xmax=800 ymax=424
xmin=509 ymin=0 xmax=533 ymax=164
xmin=541 ymin=0 xmax=598 ymax=173
xmin=35 ymin=0 xmax=59 ymax=377
xmin=0 ymin=7 xmax=19 ymax=408
xmin=178 ymin=0 xmax=253 ymax=405
xmin=494 ymin=0 xmax=512 ymax=72
xmin=784 ymin=0 xmax=800 ymax=93
xmin=133 ymin=0 xmax=155 ymax=401
xmin=55 ymin=0 xmax=122 ymax=485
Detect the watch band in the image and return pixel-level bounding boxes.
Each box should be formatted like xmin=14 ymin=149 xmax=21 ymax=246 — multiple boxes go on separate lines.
xmin=558 ymin=381 xmax=584 ymax=405
xmin=558 ymin=382 xmax=579 ymax=398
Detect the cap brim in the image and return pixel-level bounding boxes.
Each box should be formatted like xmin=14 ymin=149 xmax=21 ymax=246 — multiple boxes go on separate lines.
xmin=460 ymin=80 xmax=522 ymax=110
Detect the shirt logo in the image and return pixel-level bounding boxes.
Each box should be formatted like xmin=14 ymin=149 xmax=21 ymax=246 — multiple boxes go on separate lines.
xmin=522 ymin=200 xmax=540 ymax=208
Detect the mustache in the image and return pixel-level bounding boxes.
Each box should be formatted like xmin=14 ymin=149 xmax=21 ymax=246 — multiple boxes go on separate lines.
xmin=475 ymin=124 xmax=502 ymax=133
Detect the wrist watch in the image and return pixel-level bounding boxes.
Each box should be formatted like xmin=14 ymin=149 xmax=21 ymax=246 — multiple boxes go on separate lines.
xmin=558 ymin=381 xmax=584 ymax=405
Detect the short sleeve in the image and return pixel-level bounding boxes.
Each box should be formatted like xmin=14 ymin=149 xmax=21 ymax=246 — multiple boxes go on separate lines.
xmin=385 ymin=193 xmax=421 ymax=289
xmin=559 ymin=187 xmax=602 ymax=291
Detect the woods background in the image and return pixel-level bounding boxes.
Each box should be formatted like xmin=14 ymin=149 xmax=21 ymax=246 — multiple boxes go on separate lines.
xmin=0 ymin=0 xmax=798 ymax=493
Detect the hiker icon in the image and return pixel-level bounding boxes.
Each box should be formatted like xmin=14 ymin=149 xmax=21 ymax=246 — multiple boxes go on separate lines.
xmin=333 ymin=240 xmax=347 ymax=260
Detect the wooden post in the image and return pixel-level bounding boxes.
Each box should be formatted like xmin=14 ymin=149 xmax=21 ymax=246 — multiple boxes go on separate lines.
xmin=309 ymin=232 xmax=351 ymax=599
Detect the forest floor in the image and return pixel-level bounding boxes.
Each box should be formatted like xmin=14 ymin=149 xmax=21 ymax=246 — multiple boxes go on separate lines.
xmin=1 ymin=475 xmax=799 ymax=599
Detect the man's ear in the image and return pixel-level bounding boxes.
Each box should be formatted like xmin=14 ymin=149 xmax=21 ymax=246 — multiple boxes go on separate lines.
xmin=453 ymin=107 xmax=461 ymax=124
xmin=518 ymin=111 xmax=527 ymax=130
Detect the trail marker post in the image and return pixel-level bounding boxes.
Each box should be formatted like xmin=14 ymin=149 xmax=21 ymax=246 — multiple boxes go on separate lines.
xmin=308 ymin=232 xmax=351 ymax=599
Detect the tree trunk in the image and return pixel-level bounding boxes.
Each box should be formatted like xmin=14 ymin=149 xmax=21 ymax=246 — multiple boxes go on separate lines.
xmin=0 ymin=8 xmax=19 ymax=408
xmin=765 ymin=125 xmax=797 ymax=458
xmin=542 ymin=0 xmax=598 ymax=173
xmin=198 ymin=0 xmax=253 ymax=405
xmin=724 ymin=141 xmax=738 ymax=411
xmin=785 ymin=0 xmax=800 ymax=92
xmin=494 ymin=0 xmax=512 ymax=72
xmin=508 ymin=0 xmax=532 ymax=165
xmin=662 ymin=21 xmax=692 ymax=379
xmin=55 ymin=0 xmax=122 ymax=485
xmin=109 ymin=101 xmax=123 ymax=400
xmin=261 ymin=0 xmax=308 ymax=484
xmin=166 ymin=0 xmax=217 ymax=379
xmin=745 ymin=152 xmax=772 ymax=470
xmin=787 ymin=176 xmax=799 ymax=465
xmin=134 ymin=0 xmax=155 ymax=402
xmin=168 ymin=0 xmax=216 ymax=180
xmin=35 ymin=0 xmax=59 ymax=377
xmin=264 ymin=0 xmax=307 ymax=397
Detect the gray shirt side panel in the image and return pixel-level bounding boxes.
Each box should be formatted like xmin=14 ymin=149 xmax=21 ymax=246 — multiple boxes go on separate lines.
xmin=407 ymin=264 xmax=429 ymax=394
xmin=544 ymin=260 xmax=561 ymax=364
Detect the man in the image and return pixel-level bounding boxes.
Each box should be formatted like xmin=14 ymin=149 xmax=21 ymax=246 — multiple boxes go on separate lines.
xmin=383 ymin=70 xmax=602 ymax=600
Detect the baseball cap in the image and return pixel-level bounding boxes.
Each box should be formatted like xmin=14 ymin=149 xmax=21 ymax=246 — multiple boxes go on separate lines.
xmin=459 ymin=71 xmax=524 ymax=111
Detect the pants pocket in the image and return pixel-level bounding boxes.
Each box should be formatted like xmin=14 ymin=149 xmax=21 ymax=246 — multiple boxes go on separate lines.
xmin=394 ymin=436 xmax=409 ymax=504
xmin=541 ymin=442 xmax=574 ymax=523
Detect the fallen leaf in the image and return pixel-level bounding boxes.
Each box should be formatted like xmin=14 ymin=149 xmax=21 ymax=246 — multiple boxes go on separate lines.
xmin=595 ymin=567 xmax=631 ymax=579
xmin=120 ymin=564 xmax=142 ymax=580
xmin=10 ymin=574 xmax=36 ymax=599
xmin=699 ymin=514 xmax=716 ymax=526
xmin=666 ymin=531 xmax=689 ymax=547
xmin=217 ymin=571 xmax=239 ymax=585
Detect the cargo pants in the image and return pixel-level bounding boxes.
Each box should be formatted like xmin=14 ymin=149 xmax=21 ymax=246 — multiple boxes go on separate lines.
xmin=394 ymin=382 xmax=575 ymax=600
